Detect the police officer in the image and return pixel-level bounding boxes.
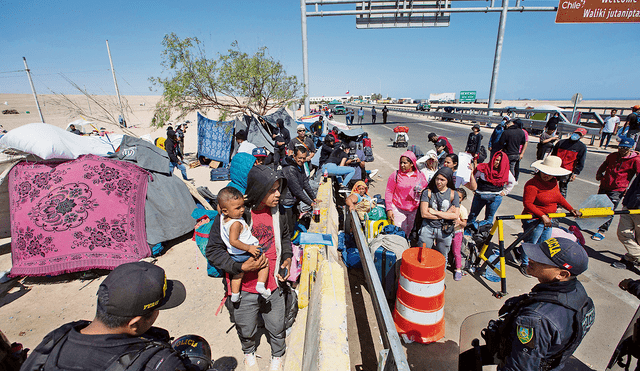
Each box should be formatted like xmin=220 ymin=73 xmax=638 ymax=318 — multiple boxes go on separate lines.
xmin=461 ymin=237 xmax=595 ymax=370
xmin=21 ymin=262 xmax=189 ymax=371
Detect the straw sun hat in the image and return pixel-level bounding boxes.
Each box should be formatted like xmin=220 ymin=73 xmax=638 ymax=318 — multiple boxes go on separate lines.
xmin=531 ymin=155 xmax=571 ymax=176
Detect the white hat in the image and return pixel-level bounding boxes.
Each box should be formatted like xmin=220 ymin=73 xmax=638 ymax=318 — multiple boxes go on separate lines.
xmin=531 ymin=155 xmax=571 ymax=176
xmin=297 ymin=124 xmax=306 ymax=131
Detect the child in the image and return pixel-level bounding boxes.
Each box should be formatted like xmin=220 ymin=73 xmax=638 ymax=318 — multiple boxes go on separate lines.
xmin=218 ymin=187 xmax=270 ymax=302
xmin=451 ymin=188 xmax=469 ymax=281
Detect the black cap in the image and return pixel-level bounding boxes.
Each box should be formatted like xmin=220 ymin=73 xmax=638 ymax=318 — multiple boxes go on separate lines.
xmin=98 ymin=262 xmax=186 ymax=317
xmin=522 ymin=237 xmax=588 ymax=276
xmin=276 ymin=118 xmax=284 ymax=126
xmin=435 ymin=139 xmax=447 ymax=148
xmin=472 ymin=124 xmax=481 ymax=130
xmin=428 ymin=133 xmax=437 ymax=141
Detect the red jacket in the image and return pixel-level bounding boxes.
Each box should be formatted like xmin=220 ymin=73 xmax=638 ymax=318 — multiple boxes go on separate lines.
xmin=597 ymin=151 xmax=640 ymax=192
xmin=522 ymin=175 xmax=573 ymax=217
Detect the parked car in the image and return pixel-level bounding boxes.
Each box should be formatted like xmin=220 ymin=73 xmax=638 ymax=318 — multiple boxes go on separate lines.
xmin=416 ymin=103 xmax=431 ymax=111
xmin=333 ymin=105 xmax=347 ymax=115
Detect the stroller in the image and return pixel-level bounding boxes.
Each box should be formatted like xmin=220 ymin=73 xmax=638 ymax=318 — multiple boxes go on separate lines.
xmin=391 ymin=126 xmax=409 ymax=148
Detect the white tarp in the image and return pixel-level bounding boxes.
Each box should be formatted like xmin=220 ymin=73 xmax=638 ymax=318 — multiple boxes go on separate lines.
xmin=0 ymin=123 xmax=123 ymax=160
xmin=65 ymin=119 xmax=97 ymax=134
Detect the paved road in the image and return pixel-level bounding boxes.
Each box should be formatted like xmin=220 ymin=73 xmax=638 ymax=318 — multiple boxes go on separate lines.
xmin=337 ymin=106 xmax=637 ymax=370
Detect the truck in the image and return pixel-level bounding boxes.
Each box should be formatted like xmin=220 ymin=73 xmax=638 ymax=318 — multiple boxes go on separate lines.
xmin=429 ymin=93 xmax=456 ymax=104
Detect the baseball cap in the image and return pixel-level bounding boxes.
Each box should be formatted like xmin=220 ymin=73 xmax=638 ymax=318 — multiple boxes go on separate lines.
xmin=620 ymin=137 xmax=636 ymax=148
xmin=348 ymin=141 xmax=358 ymax=149
xmin=252 ymin=147 xmax=267 ymax=157
xmin=522 ymin=237 xmax=588 ymax=276
xmin=472 ymin=124 xmax=481 ymax=130
xmin=297 ymin=124 xmax=306 ymax=131
xmin=633 ymin=105 xmax=639 ymax=110
xmin=435 ymin=139 xmax=447 ymax=148
xmin=573 ymin=128 xmax=587 ymax=136
xmin=98 ymin=262 xmax=186 ymax=317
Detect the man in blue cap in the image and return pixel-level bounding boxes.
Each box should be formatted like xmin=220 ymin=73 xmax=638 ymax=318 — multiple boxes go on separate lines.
xmin=461 ymin=238 xmax=595 ymax=370
xmin=594 ymin=137 xmax=640 ymax=242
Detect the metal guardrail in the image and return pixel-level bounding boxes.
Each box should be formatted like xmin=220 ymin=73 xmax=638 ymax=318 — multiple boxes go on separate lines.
xmin=349 ymin=209 xmax=410 ymax=371
xmin=347 ymin=104 xmax=605 ymax=145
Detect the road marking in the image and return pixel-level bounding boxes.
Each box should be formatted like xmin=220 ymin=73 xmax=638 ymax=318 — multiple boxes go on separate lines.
xmin=575 ymin=177 xmax=600 ymax=186
xmin=416 ymin=123 xmax=454 ymax=132
xmin=382 ymin=125 xmax=394 ymax=131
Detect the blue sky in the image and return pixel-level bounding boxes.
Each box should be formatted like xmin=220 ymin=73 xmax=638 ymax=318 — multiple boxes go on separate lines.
xmin=1 ymin=0 xmax=638 ymax=100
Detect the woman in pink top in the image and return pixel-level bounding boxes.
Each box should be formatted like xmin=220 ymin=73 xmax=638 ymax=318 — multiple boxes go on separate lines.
xmin=385 ymin=151 xmax=427 ymax=236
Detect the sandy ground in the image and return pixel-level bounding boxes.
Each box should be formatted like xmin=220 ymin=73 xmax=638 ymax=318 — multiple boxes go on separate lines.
xmin=0 ymin=93 xmax=638 ymax=370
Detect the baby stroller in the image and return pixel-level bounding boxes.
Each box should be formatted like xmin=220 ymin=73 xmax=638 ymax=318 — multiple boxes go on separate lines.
xmin=391 ymin=126 xmax=409 ymax=148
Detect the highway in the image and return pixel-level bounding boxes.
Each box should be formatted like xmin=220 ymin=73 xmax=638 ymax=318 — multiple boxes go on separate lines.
xmin=336 ymin=106 xmax=637 ymax=370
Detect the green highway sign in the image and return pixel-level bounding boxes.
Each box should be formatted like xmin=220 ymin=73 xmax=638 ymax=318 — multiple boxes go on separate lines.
xmin=460 ymin=91 xmax=476 ymax=103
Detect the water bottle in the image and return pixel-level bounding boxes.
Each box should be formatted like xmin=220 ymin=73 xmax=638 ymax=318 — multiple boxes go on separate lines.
xmin=483 ymin=251 xmax=501 ymax=282
xmin=323 ymin=169 xmax=328 ymax=183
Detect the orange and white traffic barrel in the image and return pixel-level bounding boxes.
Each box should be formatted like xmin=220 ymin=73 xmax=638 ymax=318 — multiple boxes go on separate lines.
xmin=393 ymin=247 xmax=445 ymax=343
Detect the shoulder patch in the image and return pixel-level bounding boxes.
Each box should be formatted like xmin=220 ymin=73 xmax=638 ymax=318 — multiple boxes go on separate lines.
xmin=517 ymin=325 xmax=534 ymax=344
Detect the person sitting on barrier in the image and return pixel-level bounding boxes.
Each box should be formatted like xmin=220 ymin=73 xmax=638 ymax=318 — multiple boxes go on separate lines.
xmin=460 ymin=237 xmax=595 ymax=371
xmin=281 ymin=146 xmax=318 ymax=233
xmin=322 ymin=142 xmax=357 ymax=188
xmin=451 ymin=188 xmax=468 ymax=281
xmin=318 ymin=134 xmax=335 ymax=170
xmin=385 ymin=150 xmax=427 ymax=236
xmin=346 ymin=180 xmax=376 ymax=220
xmin=417 ymin=167 xmax=459 ymax=259
xmin=442 ymin=153 xmax=478 ymax=191
xmin=592 ymin=137 xmax=640 ymax=242
xmin=466 ymin=151 xmax=516 ymax=234
xmin=21 ymin=262 xmax=189 ymax=371
xmin=206 ymin=165 xmax=292 ymax=371
xmin=517 ymin=155 xmax=581 ymax=277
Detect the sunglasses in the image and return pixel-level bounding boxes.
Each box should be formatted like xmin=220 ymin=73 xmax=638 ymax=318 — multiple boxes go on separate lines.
xmin=297 ymin=129 xmax=305 ymax=132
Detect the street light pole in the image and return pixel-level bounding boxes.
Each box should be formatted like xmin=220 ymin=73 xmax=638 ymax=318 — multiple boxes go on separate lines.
xmin=300 ymin=0 xmax=310 ymax=115
xmin=487 ymin=0 xmax=509 ymax=110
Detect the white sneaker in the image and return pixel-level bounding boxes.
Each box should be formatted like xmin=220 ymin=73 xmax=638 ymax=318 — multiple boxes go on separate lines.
xmin=369 ymin=169 xmax=379 ymax=178
xmin=269 ymin=356 xmax=284 ymax=371
xmin=244 ymin=353 xmax=259 ymax=371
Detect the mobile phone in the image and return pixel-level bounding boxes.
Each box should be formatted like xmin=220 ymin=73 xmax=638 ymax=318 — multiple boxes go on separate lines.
xmin=279 ymin=267 xmax=289 ymax=278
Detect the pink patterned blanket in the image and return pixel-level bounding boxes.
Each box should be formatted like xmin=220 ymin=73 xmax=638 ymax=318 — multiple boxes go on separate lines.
xmin=9 ymin=154 xmax=150 ymax=276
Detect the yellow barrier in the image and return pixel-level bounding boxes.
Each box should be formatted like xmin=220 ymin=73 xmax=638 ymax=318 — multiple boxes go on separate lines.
xmin=476 ymin=207 xmax=640 ymax=297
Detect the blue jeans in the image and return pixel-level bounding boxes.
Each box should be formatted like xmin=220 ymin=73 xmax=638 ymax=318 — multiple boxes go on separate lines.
xmin=467 ymin=193 xmax=503 ymax=232
xmin=418 ymin=224 xmax=454 ymax=259
xmin=519 ymin=219 xmax=552 ymax=266
xmin=600 ymin=132 xmax=613 ymax=148
xmin=170 ymin=162 xmax=189 ymax=180
xmin=322 ymin=163 xmax=355 ymax=186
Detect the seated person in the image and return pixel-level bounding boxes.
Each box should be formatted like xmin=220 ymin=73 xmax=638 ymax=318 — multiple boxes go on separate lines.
xmin=318 ymin=135 xmax=336 ymax=170
xmin=346 ymin=181 xmax=376 ymax=220
xmin=218 ymin=187 xmax=270 ymax=303
xmin=252 ymin=147 xmax=268 ymax=165
xmin=322 ymin=143 xmax=357 ymax=187
xmin=235 ymin=129 xmax=257 ymax=155
xmin=21 ymin=262 xmax=188 ymax=371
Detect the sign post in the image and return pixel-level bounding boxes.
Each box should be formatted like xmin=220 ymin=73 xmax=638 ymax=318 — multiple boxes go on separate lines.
xmin=571 ymin=93 xmax=583 ymax=124
xmin=556 ymin=0 xmax=640 ymax=23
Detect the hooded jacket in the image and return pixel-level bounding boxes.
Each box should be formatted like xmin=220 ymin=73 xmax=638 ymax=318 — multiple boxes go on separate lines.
xmin=206 ymin=165 xmax=292 ymax=277
xmin=281 ymin=156 xmax=316 ymax=207
xmin=385 ymin=151 xmax=427 ymax=212
xmin=596 ymin=151 xmax=640 ymax=192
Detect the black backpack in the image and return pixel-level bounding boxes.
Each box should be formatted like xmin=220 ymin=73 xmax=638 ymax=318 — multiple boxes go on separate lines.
xmin=20 ymin=321 xmax=175 ymax=371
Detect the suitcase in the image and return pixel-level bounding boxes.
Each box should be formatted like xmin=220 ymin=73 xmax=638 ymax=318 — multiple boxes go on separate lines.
xmin=374 ymin=247 xmax=399 ymax=301
xmin=210 ymin=167 xmax=230 ymax=181
xmin=365 ymin=219 xmax=389 ymax=240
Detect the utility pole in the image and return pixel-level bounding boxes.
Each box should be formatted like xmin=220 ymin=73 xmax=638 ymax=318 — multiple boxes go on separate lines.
xmin=487 ymin=0 xmax=509 ymax=110
xmin=300 ymin=0 xmax=310 ymax=115
xmin=22 ymin=57 xmax=44 ymax=123
xmin=106 ymin=40 xmax=125 ymax=126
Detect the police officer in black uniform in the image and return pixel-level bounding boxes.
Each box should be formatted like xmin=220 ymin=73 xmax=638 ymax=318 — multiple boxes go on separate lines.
xmin=461 ymin=237 xmax=595 ymax=371
xmin=21 ymin=262 xmax=189 ymax=371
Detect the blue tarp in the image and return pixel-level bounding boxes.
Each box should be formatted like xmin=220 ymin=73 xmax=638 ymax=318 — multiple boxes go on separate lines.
xmin=197 ymin=112 xmax=234 ymax=165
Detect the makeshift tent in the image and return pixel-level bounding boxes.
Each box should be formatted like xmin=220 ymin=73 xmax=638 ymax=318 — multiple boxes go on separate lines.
xmin=116 ymin=136 xmax=196 ymax=246
xmin=197 ymin=113 xmax=234 ymax=165
xmin=9 ymin=154 xmax=150 ymax=276
xmin=232 ymin=108 xmax=299 ymax=155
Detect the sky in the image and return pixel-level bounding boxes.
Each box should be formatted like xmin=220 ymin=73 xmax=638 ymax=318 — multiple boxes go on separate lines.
xmin=1 ymin=0 xmax=638 ymax=101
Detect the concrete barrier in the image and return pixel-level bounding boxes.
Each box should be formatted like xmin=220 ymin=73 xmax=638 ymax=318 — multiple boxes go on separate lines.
xmin=284 ymin=179 xmax=349 ymax=370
